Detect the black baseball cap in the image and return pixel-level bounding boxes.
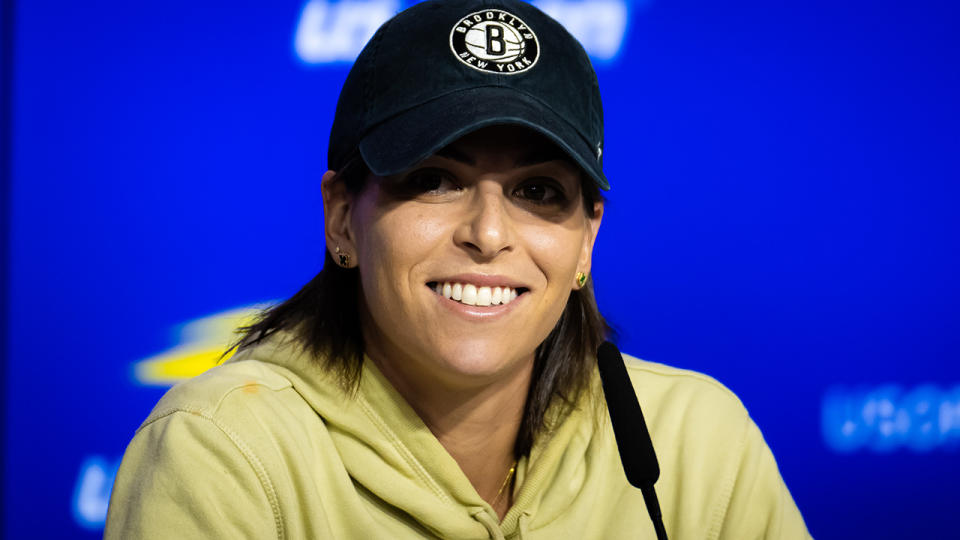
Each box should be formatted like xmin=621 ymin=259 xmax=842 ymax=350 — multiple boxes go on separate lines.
xmin=328 ymin=0 xmax=609 ymax=190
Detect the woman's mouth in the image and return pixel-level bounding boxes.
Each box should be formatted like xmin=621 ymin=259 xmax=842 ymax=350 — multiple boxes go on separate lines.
xmin=426 ymin=281 xmax=528 ymax=307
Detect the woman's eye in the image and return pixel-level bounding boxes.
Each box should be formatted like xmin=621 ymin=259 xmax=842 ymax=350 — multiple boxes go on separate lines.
xmin=406 ymin=169 xmax=458 ymax=194
xmin=514 ymin=179 xmax=566 ymax=205
xmin=385 ymin=168 xmax=461 ymax=199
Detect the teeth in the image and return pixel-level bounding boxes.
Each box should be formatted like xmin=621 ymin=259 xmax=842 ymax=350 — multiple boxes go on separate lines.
xmin=432 ymin=281 xmax=521 ymax=306
xmin=476 ymin=287 xmax=492 ymax=306
xmin=462 ymin=284 xmax=477 ymax=305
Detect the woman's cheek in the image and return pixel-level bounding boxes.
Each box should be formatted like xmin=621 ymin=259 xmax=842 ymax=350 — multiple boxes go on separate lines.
xmin=526 ymin=227 xmax=582 ymax=274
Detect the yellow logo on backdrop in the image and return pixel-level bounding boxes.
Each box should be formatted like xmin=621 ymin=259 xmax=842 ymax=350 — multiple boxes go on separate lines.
xmin=133 ymin=305 xmax=269 ymax=386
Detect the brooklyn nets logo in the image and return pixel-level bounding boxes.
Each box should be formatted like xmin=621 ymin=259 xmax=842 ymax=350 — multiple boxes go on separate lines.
xmin=449 ymin=9 xmax=540 ymax=74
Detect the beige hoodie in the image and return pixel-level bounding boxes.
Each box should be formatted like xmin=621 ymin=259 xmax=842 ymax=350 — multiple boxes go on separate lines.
xmin=105 ymin=335 xmax=811 ymax=539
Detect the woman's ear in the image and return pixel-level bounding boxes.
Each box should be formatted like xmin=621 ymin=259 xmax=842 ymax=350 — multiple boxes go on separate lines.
xmin=321 ymin=170 xmax=357 ymax=266
xmin=577 ymin=201 xmax=604 ymax=283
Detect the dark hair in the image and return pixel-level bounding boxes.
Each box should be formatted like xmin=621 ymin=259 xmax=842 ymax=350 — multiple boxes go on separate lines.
xmin=235 ymin=151 xmax=610 ymax=457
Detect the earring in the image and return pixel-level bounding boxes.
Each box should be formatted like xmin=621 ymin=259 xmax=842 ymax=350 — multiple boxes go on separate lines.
xmin=335 ymin=245 xmax=351 ymax=267
xmin=576 ymin=272 xmax=588 ymax=288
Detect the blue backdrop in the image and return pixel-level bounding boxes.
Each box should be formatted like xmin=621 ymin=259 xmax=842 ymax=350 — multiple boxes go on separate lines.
xmin=4 ymin=0 xmax=959 ymax=537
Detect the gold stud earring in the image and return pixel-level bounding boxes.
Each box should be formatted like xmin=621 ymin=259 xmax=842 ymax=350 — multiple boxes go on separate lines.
xmin=576 ymin=272 xmax=588 ymax=288
xmin=335 ymin=245 xmax=351 ymax=267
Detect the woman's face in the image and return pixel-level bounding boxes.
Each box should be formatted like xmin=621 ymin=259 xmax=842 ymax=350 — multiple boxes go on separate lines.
xmin=325 ymin=126 xmax=603 ymax=390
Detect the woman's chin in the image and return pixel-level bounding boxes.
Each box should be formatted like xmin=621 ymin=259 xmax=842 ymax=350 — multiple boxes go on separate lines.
xmin=415 ymin=339 xmax=536 ymax=386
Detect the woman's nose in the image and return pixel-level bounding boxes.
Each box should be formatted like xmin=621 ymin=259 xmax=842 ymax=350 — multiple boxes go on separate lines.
xmin=454 ymin=186 xmax=515 ymax=259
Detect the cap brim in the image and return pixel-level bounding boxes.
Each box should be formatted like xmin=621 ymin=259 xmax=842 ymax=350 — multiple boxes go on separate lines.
xmin=358 ymin=86 xmax=609 ymax=190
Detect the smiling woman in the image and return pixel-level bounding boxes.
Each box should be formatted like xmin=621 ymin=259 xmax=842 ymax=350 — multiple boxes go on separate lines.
xmin=321 ymin=126 xmax=606 ymax=517
xmin=104 ymin=0 xmax=810 ymax=538
xmin=339 ymin=127 xmax=601 ymax=391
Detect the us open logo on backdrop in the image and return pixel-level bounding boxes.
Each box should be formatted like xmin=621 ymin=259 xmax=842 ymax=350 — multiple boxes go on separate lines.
xmin=450 ymin=9 xmax=540 ymax=74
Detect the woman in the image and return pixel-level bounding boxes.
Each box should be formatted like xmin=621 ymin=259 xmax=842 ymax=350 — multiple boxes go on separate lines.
xmin=106 ymin=0 xmax=810 ymax=538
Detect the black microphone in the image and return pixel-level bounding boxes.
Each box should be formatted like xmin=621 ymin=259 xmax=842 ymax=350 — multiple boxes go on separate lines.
xmin=597 ymin=341 xmax=668 ymax=540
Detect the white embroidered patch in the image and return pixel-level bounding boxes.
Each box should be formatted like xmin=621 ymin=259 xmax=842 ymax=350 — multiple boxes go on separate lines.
xmin=449 ymin=9 xmax=540 ymax=75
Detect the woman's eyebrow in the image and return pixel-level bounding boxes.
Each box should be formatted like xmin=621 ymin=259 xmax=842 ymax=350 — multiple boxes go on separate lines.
xmin=514 ymin=146 xmax=572 ymax=167
xmin=434 ymin=146 xmax=476 ymax=165
xmin=433 ymin=144 xmax=573 ymax=168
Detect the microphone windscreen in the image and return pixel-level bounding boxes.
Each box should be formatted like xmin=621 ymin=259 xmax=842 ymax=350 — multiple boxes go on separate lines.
xmin=597 ymin=341 xmax=660 ymax=488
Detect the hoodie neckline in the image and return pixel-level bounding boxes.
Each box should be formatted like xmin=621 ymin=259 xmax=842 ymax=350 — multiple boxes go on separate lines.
xmin=230 ymin=333 xmax=602 ymax=537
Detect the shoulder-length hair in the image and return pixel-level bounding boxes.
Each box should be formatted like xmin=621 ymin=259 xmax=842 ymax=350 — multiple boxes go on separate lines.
xmin=235 ymin=151 xmax=610 ymax=458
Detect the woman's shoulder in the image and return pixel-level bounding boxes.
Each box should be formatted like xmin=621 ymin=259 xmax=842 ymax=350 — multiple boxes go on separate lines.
xmin=138 ymin=359 xmax=301 ymax=431
xmin=107 ymin=359 xmax=325 ymax=540
xmin=618 ymin=352 xmax=750 ymax=426
xmin=614 ymin=354 xmax=812 ymax=539
xmin=621 ymin=353 xmax=740 ymax=390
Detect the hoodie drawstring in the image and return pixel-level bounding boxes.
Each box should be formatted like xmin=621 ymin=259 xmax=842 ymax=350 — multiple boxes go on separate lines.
xmin=517 ymin=511 xmax=532 ymax=539
xmin=472 ymin=509 xmax=505 ymax=540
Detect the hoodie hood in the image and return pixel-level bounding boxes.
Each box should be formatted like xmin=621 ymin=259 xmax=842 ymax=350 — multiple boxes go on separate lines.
xmin=107 ymin=330 xmax=811 ymax=539
xmin=229 ymin=333 xmax=607 ymax=538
